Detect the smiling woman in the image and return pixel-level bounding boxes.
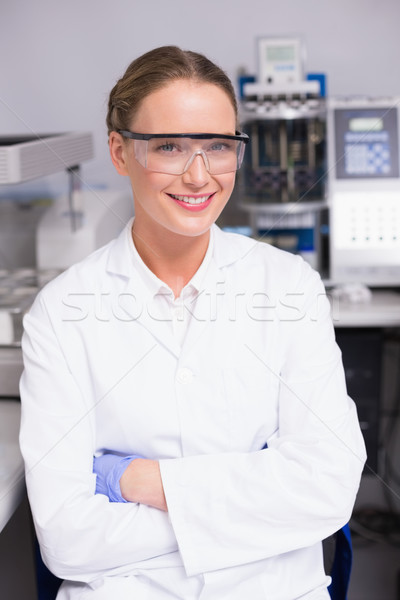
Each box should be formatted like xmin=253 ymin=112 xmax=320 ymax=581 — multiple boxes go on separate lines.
xmin=19 ymin=45 xmax=366 ymax=600
xmin=108 ymin=77 xmax=240 ymax=290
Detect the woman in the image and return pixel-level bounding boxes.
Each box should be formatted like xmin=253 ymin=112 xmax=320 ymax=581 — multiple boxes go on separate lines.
xmin=19 ymin=46 xmax=366 ymax=600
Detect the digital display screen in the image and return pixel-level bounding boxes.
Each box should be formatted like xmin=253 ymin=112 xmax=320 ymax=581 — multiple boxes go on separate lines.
xmin=334 ymin=107 xmax=399 ymax=179
xmin=266 ymin=46 xmax=295 ymax=62
xmin=349 ymin=117 xmax=383 ymax=132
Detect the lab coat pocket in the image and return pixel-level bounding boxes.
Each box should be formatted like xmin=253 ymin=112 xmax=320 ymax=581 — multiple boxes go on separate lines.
xmin=223 ymin=365 xmax=280 ymax=452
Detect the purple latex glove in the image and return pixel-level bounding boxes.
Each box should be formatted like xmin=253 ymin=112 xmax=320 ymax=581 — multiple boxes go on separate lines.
xmin=93 ymin=453 xmax=142 ymax=502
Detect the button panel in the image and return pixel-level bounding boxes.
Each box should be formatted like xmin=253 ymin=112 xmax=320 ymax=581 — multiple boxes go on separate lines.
xmin=334 ymin=191 xmax=400 ymax=249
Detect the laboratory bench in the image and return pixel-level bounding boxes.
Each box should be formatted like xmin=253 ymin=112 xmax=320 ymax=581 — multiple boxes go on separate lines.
xmin=327 ymin=288 xmax=400 ymax=328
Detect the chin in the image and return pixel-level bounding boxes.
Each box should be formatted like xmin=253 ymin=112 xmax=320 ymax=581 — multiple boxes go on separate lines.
xmin=172 ymin=224 xmax=212 ymax=239
xmin=177 ymin=215 xmax=219 ymax=237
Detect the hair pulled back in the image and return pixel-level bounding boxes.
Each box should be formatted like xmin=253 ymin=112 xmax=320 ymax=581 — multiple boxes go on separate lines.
xmin=106 ymin=46 xmax=238 ymax=136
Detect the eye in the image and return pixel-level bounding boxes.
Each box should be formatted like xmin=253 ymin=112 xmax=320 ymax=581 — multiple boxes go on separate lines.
xmin=207 ymin=140 xmax=235 ymax=153
xmin=151 ymin=139 xmax=184 ymax=155
xmin=158 ymin=142 xmax=179 ymax=153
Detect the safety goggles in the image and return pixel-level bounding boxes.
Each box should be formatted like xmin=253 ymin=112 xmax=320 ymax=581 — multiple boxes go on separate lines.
xmin=117 ymin=130 xmax=249 ymax=175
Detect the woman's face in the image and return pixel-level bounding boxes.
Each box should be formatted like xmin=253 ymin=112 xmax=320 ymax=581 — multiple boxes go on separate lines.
xmin=109 ymin=79 xmax=237 ymax=243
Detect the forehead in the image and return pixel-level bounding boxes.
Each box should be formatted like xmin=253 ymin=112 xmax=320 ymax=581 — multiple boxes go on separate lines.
xmin=130 ymin=80 xmax=236 ymax=134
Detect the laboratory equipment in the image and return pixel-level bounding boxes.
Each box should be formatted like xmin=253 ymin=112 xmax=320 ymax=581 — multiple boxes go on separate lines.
xmin=0 ymin=188 xmax=133 ymax=348
xmin=237 ymin=37 xmax=327 ymax=270
xmin=36 ymin=188 xmax=132 ymax=269
xmin=0 ymin=132 xmax=93 ymax=184
xmin=0 ymin=133 xmax=89 ymax=352
xmin=0 ymin=131 xmax=95 ymax=238
xmin=257 ymin=36 xmax=304 ymax=86
xmin=239 ymin=92 xmax=326 ymax=205
xmin=327 ymin=96 xmax=400 ymax=285
xmin=0 ymin=132 xmax=132 ymax=393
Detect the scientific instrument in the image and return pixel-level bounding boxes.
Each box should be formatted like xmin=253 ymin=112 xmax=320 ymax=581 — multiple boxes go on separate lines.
xmin=0 ymin=133 xmax=132 ymax=390
xmin=257 ymin=36 xmax=304 ymax=86
xmin=327 ymin=96 xmax=400 ymax=284
xmin=238 ymin=37 xmax=327 ymax=269
xmin=0 ymin=132 xmax=93 ymax=184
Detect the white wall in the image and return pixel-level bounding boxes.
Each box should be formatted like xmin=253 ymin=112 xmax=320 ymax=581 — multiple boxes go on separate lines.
xmin=1 ymin=0 xmax=400 ymax=195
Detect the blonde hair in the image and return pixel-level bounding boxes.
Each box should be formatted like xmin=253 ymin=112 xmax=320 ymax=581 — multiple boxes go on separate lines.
xmin=106 ymin=46 xmax=238 ymax=135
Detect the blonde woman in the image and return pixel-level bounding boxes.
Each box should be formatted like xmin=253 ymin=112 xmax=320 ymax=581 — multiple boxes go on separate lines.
xmin=20 ymin=46 xmax=366 ymax=600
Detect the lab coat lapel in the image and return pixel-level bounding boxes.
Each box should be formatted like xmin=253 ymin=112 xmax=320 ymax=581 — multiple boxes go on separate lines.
xmin=182 ymin=258 xmax=226 ymax=356
xmin=104 ymin=222 xmax=251 ymax=358
xmin=105 ymin=222 xmax=181 ymax=358
xmin=181 ymin=224 xmax=258 ymax=357
xmin=118 ymin=276 xmax=181 ymax=358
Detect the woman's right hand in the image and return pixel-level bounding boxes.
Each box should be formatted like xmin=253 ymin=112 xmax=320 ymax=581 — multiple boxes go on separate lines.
xmin=120 ymin=458 xmax=168 ymax=511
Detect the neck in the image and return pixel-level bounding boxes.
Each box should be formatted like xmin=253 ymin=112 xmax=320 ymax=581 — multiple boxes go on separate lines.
xmin=131 ymin=222 xmax=210 ymax=298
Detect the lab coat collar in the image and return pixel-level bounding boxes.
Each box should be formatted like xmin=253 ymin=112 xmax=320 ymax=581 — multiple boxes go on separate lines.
xmin=180 ymin=226 xmax=259 ymax=356
xmin=107 ymin=220 xmax=242 ymax=357
xmin=104 ymin=220 xmax=254 ymax=358
xmin=106 ymin=218 xmax=256 ymax=279
xmin=127 ymin=221 xmax=215 ymax=300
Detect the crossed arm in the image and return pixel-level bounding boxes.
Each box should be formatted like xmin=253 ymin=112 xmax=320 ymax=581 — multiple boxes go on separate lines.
xmin=93 ymin=453 xmax=167 ymax=511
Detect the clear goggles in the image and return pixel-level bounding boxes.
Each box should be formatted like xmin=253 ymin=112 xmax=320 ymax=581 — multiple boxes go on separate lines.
xmin=118 ymin=130 xmax=249 ymax=175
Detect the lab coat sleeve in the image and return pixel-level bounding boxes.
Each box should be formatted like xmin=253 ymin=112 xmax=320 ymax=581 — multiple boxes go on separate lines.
xmin=19 ymin=294 xmax=178 ymax=583
xmin=159 ymin=263 xmax=367 ymax=576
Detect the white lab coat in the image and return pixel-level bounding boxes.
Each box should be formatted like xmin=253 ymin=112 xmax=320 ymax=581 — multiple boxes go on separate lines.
xmin=19 ymin=222 xmax=366 ymax=600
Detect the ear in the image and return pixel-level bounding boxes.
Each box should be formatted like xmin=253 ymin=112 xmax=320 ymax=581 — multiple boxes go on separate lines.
xmin=109 ymin=131 xmax=129 ymax=176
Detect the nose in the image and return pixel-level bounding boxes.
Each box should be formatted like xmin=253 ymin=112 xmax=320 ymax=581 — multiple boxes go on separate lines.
xmin=182 ymin=151 xmax=210 ymax=186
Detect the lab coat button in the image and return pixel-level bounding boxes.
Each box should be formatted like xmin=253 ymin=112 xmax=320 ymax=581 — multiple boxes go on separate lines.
xmin=176 ymin=367 xmax=193 ymax=384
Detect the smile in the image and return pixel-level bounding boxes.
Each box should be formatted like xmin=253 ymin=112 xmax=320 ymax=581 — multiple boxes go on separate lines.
xmin=169 ymin=193 xmax=213 ymax=205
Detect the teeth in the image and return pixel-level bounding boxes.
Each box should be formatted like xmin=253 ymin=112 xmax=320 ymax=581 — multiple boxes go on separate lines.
xmin=170 ymin=194 xmax=211 ymax=205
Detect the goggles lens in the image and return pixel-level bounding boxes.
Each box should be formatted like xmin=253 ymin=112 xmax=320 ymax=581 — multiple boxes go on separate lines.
xmin=118 ymin=131 xmax=248 ymax=175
